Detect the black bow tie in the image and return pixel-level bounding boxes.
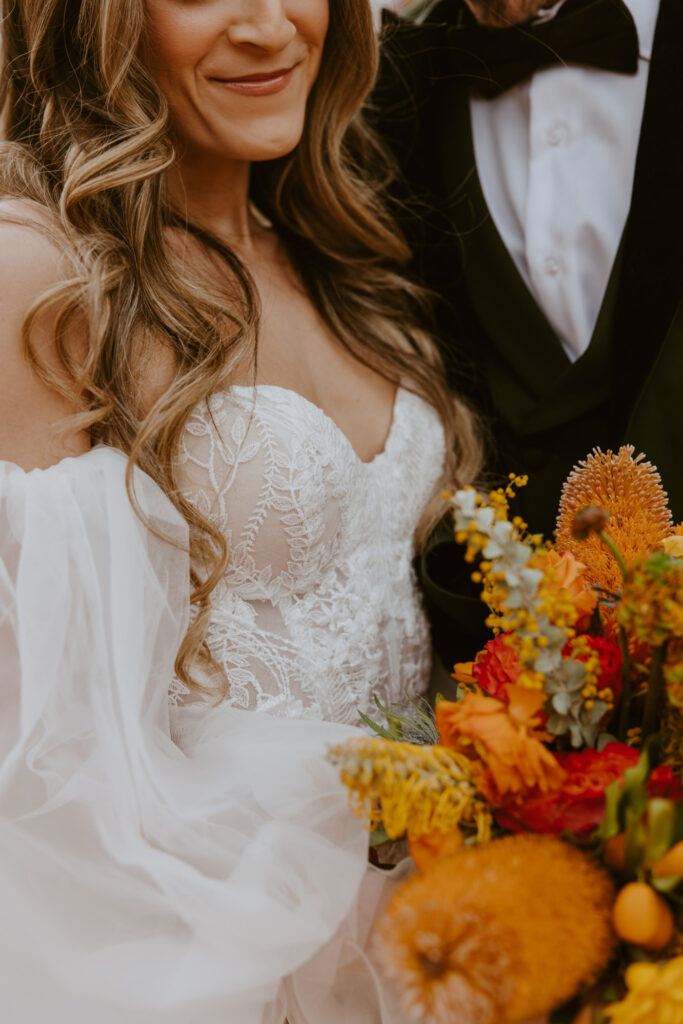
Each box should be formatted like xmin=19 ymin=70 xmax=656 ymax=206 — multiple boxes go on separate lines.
xmin=445 ymin=0 xmax=640 ymax=98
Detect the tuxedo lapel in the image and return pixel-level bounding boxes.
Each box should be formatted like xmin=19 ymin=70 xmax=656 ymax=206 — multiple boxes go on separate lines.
xmin=437 ymin=83 xmax=572 ymax=407
xmin=612 ymin=0 xmax=683 ymax=431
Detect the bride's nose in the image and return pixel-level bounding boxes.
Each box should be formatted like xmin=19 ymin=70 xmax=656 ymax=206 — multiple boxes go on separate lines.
xmin=227 ymin=0 xmax=297 ymax=51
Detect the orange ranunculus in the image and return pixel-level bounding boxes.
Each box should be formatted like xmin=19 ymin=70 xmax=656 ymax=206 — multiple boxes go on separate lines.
xmin=534 ymin=548 xmax=598 ymax=629
xmin=435 ymin=686 xmax=565 ymax=808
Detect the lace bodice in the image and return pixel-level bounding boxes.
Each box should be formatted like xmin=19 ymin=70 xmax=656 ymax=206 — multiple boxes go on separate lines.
xmin=175 ymin=385 xmax=446 ymax=725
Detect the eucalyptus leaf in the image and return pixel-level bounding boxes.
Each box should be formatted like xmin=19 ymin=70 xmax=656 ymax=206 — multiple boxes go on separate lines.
xmin=563 ymin=660 xmax=588 ymax=691
xmin=547 ymin=712 xmax=569 ymax=736
xmin=551 ymin=692 xmax=572 ymax=715
xmin=587 ymin=701 xmax=608 ymax=725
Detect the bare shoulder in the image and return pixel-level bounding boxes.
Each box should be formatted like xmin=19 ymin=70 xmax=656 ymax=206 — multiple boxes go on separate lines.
xmin=0 ymin=199 xmax=88 ymax=470
xmin=0 ymin=197 xmax=74 ymax=284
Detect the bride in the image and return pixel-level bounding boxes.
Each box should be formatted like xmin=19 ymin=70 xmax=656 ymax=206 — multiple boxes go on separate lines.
xmin=0 ymin=0 xmax=480 ymax=1020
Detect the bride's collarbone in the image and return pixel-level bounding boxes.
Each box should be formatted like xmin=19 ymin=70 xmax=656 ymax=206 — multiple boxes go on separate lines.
xmin=163 ymin=236 xmax=398 ymax=463
xmin=247 ymin=325 xmax=398 ymax=465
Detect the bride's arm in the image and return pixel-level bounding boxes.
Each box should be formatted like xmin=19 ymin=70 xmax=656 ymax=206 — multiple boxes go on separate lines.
xmin=0 ymin=443 xmax=370 ymax=1021
xmin=0 ymin=202 xmax=89 ymax=468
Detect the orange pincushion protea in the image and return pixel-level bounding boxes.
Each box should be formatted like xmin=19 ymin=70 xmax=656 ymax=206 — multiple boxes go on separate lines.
xmin=374 ymin=834 xmax=615 ymax=1024
xmin=556 ymin=447 xmax=673 ymax=597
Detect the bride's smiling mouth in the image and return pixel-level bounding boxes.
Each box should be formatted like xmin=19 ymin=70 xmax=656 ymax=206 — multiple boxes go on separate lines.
xmin=209 ymin=64 xmax=301 ymax=97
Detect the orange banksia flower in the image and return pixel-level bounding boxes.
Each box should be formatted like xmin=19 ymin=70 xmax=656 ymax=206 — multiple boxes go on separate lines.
xmin=375 ymin=834 xmax=615 ymax=1024
xmin=556 ymin=447 xmax=673 ymax=597
xmin=436 ymin=687 xmax=565 ymax=807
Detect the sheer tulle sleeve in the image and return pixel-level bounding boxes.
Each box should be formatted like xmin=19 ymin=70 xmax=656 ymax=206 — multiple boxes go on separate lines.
xmin=0 ymin=449 xmax=400 ymax=1023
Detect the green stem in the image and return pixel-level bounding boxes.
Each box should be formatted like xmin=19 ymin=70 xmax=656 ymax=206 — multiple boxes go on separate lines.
xmin=642 ymin=642 xmax=668 ymax=741
xmin=617 ymin=626 xmax=633 ymax=742
xmin=598 ymin=530 xmax=629 ymax=582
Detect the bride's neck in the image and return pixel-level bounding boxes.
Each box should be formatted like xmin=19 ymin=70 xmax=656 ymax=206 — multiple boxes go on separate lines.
xmin=165 ymin=153 xmax=259 ymax=253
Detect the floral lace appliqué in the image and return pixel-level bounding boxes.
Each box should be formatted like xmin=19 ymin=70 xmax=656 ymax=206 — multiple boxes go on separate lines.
xmin=174 ymin=386 xmax=446 ymax=726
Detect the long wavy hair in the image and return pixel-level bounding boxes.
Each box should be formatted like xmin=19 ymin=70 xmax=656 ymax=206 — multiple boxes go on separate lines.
xmin=0 ymin=0 xmax=482 ymax=693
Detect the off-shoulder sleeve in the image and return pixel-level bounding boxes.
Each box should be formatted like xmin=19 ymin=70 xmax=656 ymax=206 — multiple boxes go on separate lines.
xmin=0 ymin=448 xmax=403 ymax=1023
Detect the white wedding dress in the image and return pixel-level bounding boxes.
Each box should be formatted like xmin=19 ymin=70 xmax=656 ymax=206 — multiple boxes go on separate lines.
xmin=0 ymin=385 xmax=445 ymax=1024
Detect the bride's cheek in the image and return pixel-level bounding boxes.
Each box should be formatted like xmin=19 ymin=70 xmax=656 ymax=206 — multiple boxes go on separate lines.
xmin=290 ymin=0 xmax=329 ymax=87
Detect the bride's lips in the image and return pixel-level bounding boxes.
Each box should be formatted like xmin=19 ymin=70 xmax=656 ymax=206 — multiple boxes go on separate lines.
xmin=209 ymin=64 xmax=300 ymax=97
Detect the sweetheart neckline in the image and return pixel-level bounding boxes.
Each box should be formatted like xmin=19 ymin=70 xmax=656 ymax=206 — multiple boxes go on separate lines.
xmin=219 ymin=383 xmax=408 ymax=467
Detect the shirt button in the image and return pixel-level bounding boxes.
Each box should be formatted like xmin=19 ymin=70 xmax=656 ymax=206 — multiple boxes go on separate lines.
xmin=543 ymin=256 xmax=561 ymax=276
xmin=545 ymin=121 xmax=568 ymax=147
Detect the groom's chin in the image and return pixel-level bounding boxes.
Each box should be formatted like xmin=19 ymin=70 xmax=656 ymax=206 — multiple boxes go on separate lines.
xmin=462 ymin=0 xmax=553 ymax=27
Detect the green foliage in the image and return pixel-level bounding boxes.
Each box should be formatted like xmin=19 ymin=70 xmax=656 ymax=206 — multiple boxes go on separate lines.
xmin=358 ymin=694 xmax=439 ymax=745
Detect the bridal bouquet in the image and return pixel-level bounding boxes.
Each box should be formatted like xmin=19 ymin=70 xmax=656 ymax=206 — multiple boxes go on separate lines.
xmin=329 ymin=447 xmax=683 ymax=1024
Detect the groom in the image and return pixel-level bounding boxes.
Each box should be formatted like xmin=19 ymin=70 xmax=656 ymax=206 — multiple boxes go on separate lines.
xmin=373 ymin=0 xmax=683 ymax=662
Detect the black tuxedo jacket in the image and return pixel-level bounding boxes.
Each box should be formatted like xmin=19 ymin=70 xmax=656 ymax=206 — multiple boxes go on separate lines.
xmin=373 ymin=0 xmax=683 ymax=664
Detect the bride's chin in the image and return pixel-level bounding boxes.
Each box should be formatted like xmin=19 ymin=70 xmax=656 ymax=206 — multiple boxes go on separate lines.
xmin=205 ymin=121 xmax=306 ymax=164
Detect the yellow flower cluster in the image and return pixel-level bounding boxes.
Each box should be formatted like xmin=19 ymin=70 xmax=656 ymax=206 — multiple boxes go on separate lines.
xmin=617 ymin=552 xmax=683 ymax=706
xmin=618 ymin=554 xmax=683 ymax=647
xmin=327 ymin=737 xmax=491 ymax=842
xmin=456 ymin=478 xmax=543 ymax=632
xmin=535 ymin=562 xmax=582 ymax=635
xmin=452 ymin=485 xmax=574 ymax=690
xmin=569 ymin=633 xmax=616 ymax=714
xmin=605 ymin=957 xmax=683 ymax=1024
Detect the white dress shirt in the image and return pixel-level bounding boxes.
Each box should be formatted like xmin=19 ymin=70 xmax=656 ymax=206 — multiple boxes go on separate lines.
xmin=470 ymin=0 xmax=659 ymax=361
xmin=371 ymin=0 xmax=401 ymax=24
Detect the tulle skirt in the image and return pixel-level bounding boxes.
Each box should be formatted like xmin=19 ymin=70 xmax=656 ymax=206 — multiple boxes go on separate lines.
xmin=0 ymin=450 xmax=411 ymax=1023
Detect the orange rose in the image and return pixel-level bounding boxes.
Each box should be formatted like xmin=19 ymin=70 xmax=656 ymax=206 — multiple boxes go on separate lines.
xmin=534 ymin=548 xmax=598 ymax=629
xmin=436 ymin=686 xmax=565 ymax=807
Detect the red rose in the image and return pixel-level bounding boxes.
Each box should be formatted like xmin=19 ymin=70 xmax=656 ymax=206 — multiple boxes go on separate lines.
xmin=496 ymin=742 xmax=640 ymax=837
xmin=648 ymin=765 xmax=683 ymax=800
xmin=587 ymin=635 xmax=623 ymax=701
xmin=471 ymin=634 xmax=521 ymax=701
